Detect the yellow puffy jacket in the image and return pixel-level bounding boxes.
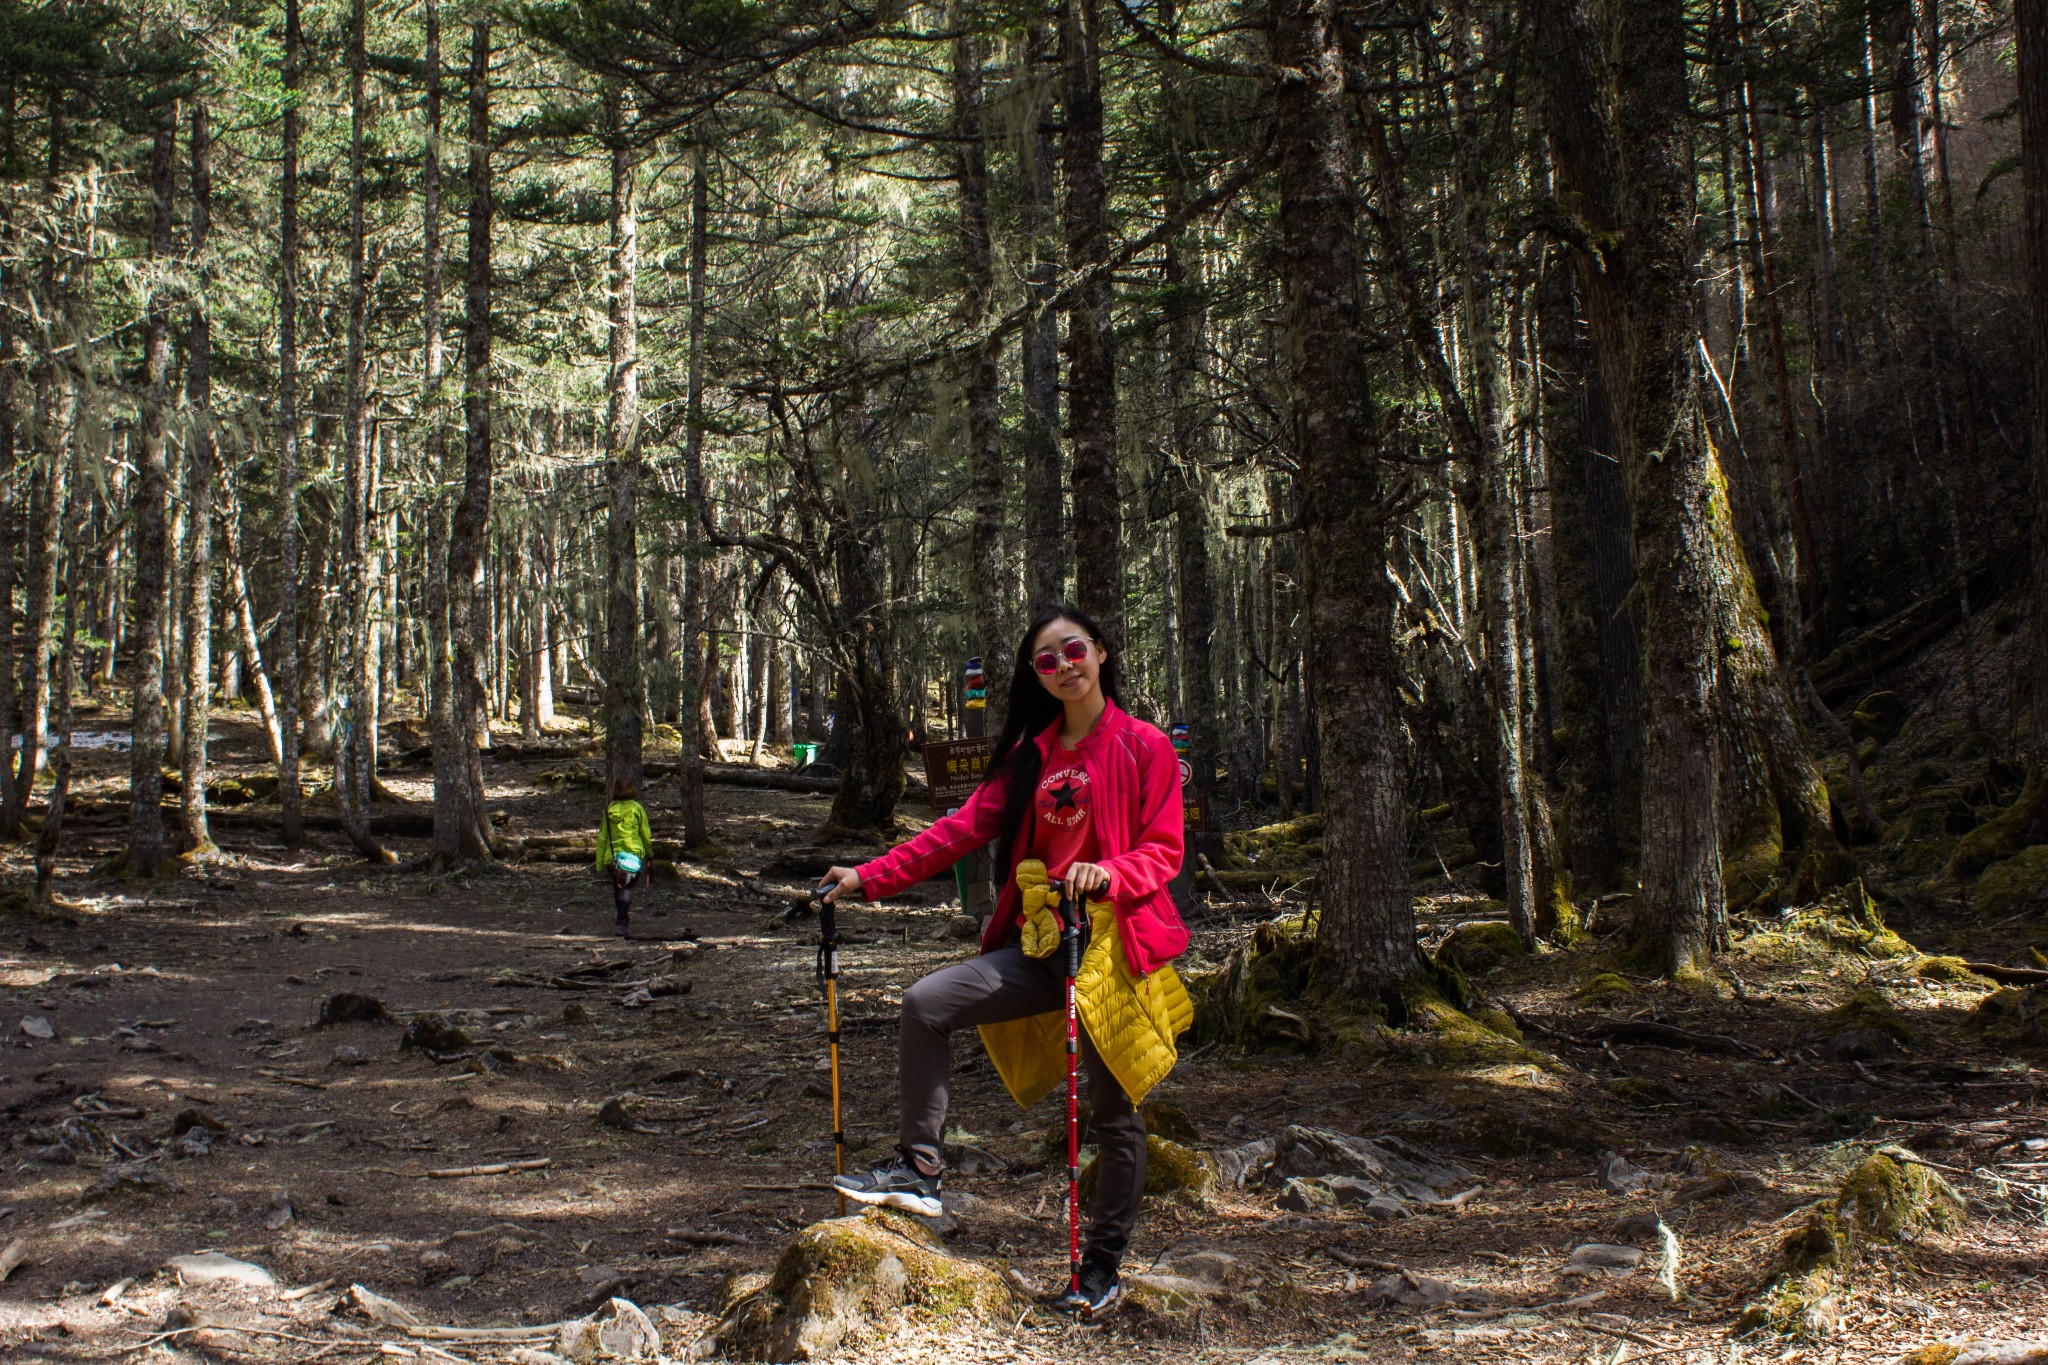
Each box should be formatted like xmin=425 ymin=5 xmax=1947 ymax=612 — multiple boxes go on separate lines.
xmin=978 ymin=863 xmax=1195 ymax=1109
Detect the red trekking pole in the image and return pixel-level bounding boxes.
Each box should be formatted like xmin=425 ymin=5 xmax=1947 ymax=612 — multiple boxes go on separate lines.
xmin=1055 ymin=879 xmax=1087 ymax=1302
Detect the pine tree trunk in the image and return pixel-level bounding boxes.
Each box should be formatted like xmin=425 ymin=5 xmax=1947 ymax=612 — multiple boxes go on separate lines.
xmin=1161 ymin=0 xmax=1219 ymax=854
xmin=1272 ymin=0 xmax=1414 ymax=998
xmin=0 ymin=88 xmax=19 ymax=838
xmin=951 ymin=11 xmax=1006 ymax=729
xmin=1537 ymin=254 xmax=1640 ymax=894
xmin=336 ymin=0 xmax=389 ymax=862
xmin=1019 ymin=24 xmax=1064 ymax=608
xmin=219 ymin=490 xmax=283 ymax=765
xmin=126 ymin=100 xmax=177 ymax=879
xmin=601 ymin=87 xmax=643 ymax=797
xmin=445 ymin=17 xmax=495 ymax=860
xmin=181 ymin=100 xmax=215 ymax=856
xmin=1061 ymin=0 xmax=1120 ymax=645
xmin=34 ymin=478 xmax=79 ymax=902
xmin=2016 ymin=0 xmax=2048 ymax=834
xmin=16 ymin=403 xmax=66 ymax=814
xmin=678 ymin=145 xmax=709 ymax=845
xmin=1538 ymin=0 xmax=1724 ymax=973
xmin=276 ymin=0 xmax=305 ymax=846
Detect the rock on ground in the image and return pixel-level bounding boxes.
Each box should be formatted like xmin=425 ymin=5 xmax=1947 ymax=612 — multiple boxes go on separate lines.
xmin=707 ymin=1209 xmax=1016 ymax=1361
xmin=164 ymin=1252 xmax=276 ymax=1288
xmin=557 ymin=1297 xmax=661 ymax=1363
xmin=1259 ymin=1125 xmax=1474 ymax=1208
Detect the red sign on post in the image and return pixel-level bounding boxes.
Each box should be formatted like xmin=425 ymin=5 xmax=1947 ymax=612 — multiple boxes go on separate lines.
xmin=923 ymin=737 xmax=994 ymax=809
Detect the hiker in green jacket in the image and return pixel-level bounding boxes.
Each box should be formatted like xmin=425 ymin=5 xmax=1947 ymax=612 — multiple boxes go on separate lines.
xmin=594 ymin=777 xmax=653 ymax=937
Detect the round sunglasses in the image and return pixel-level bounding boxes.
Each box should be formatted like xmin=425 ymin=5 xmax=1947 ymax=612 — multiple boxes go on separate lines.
xmin=1032 ymin=637 xmax=1096 ymax=675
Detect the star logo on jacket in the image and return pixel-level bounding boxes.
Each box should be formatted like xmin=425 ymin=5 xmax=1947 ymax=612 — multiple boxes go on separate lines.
xmin=1038 ymin=766 xmax=1090 ymax=829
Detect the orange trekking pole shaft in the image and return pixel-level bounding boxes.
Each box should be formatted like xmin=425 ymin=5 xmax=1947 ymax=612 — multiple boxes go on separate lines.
xmin=817 ymin=890 xmax=847 ymax=1215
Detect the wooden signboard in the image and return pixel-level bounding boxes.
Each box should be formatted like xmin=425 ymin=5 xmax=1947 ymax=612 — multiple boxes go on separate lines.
xmin=923 ymin=736 xmax=994 ymax=809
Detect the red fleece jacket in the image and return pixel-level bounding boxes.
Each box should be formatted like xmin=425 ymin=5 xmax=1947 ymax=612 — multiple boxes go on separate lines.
xmin=855 ymin=700 xmax=1189 ymax=976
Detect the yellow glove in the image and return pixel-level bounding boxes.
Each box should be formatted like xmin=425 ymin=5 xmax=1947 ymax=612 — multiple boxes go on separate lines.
xmin=1015 ymin=860 xmax=1061 ymax=959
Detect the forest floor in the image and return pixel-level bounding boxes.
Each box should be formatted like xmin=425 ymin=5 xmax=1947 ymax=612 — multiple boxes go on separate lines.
xmin=1 ymin=704 xmax=2044 ymax=1365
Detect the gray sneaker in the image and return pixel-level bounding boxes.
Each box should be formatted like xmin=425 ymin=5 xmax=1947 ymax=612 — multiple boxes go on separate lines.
xmin=831 ymin=1147 xmax=943 ymax=1218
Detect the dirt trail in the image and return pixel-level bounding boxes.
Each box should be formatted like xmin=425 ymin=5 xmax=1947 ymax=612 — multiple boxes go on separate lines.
xmin=2 ymin=715 xmax=2045 ymax=1363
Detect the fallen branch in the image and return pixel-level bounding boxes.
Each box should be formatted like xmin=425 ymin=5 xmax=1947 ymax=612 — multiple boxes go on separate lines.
xmin=1963 ymin=961 xmax=2048 ymax=985
xmin=424 ymin=1158 xmax=552 ymax=1179
xmin=0 ymin=1237 xmax=29 ymax=1283
xmin=1579 ymin=1018 xmax=1762 ymax=1057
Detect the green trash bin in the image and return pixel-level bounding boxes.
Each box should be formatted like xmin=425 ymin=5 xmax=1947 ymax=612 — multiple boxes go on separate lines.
xmin=793 ymin=742 xmax=820 ymax=769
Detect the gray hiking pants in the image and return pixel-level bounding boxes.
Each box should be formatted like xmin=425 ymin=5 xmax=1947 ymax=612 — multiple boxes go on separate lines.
xmin=898 ymin=945 xmax=1146 ymax=1265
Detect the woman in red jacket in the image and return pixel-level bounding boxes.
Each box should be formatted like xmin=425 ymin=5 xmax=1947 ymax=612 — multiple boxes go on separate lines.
xmin=817 ymin=604 xmax=1188 ymax=1317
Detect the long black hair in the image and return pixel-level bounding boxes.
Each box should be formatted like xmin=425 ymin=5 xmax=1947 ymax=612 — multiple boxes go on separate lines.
xmin=988 ymin=604 xmax=1121 ymax=878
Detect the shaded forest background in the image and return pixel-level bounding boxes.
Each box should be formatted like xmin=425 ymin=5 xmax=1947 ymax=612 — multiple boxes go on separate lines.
xmin=3 ymin=0 xmax=2048 ymax=996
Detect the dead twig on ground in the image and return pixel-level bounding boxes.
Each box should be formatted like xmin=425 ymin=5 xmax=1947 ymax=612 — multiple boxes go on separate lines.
xmin=425 ymin=1158 xmax=551 ymax=1178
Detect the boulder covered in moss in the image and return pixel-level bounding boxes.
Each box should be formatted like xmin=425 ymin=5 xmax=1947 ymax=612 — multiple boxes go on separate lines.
xmin=1825 ymin=988 xmax=1915 ymax=1046
xmin=1573 ymin=971 xmax=1637 ymax=1007
xmin=1911 ymin=956 xmax=1995 ymax=987
xmin=1949 ymin=776 xmax=2046 ymax=879
xmin=710 ymin=1209 xmax=1016 ymax=1361
xmin=1189 ymin=916 xmax=1318 ymax=1050
xmin=1403 ymin=989 xmax=1544 ymax=1068
xmin=1221 ymin=813 xmax=1323 ymax=871
xmin=1079 ymin=1134 xmax=1216 ymax=1205
xmin=1740 ymin=1150 xmax=1963 ymax=1340
xmin=1141 ymin=1101 xmax=1200 ymax=1145
xmin=1740 ymin=887 xmax=1915 ymax=963
xmin=1433 ymin=920 xmax=1529 ymax=975
xmin=1850 ymin=691 xmax=1907 ymax=744
xmin=1975 ymin=984 xmax=2048 ymax=1054
xmin=1972 ymin=845 xmax=2048 ymax=919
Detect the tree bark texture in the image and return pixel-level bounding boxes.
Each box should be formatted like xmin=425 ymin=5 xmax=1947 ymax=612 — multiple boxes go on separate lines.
xmin=181 ymin=100 xmax=215 ymax=855
xmin=2021 ymin=0 xmax=2048 ymax=817
xmin=1537 ymin=0 xmax=1724 ymax=973
xmin=1061 ymin=0 xmax=1121 ymax=647
xmin=1019 ymin=24 xmax=1065 ymax=609
xmin=951 ymin=14 xmax=1007 ymax=733
xmin=444 ymin=18 xmax=495 ymax=859
xmin=602 ymin=88 xmax=644 ymax=797
xmin=277 ymin=0 xmax=305 ymax=847
xmin=126 ymin=99 xmax=176 ymax=878
xmin=1272 ymin=0 xmax=1415 ymax=998
xmin=678 ymin=144 xmax=710 ymax=846
xmin=337 ymin=0 xmax=390 ymax=862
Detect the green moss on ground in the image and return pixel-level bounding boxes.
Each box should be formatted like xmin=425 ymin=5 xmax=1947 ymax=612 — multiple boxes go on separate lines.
xmin=1909 ymin=956 xmax=1994 ymax=987
xmin=718 ymin=1210 xmax=1016 ymax=1361
xmin=1972 ymin=845 xmax=2048 ymax=918
xmin=1975 ymin=984 xmax=2048 ymax=1053
xmin=1826 ymin=988 xmax=1915 ymax=1045
xmin=1740 ymin=1151 xmax=1964 ymax=1340
xmin=1573 ymin=971 xmax=1636 ymax=1007
xmin=1141 ymin=1102 xmax=1201 ymax=1145
xmin=1433 ymin=920 xmax=1529 ymax=975
xmin=1190 ymin=916 xmax=1319 ymax=1050
xmin=1221 ymin=814 xmax=1323 ymax=871
xmin=1949 ymin=774 xmax=2045 ymax=878
xmin=1079 ymin=1135 xmax=1217 ymax=1205
xmin=1738 ymin=886 xmax=1914 ymax=963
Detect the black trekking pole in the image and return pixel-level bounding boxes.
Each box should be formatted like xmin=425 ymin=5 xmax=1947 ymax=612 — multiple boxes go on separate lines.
xmin=1055 ymin=879 xmax=1087 ymax=1303
xmin=814 ymin=887 xmax=847 ymax=1216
